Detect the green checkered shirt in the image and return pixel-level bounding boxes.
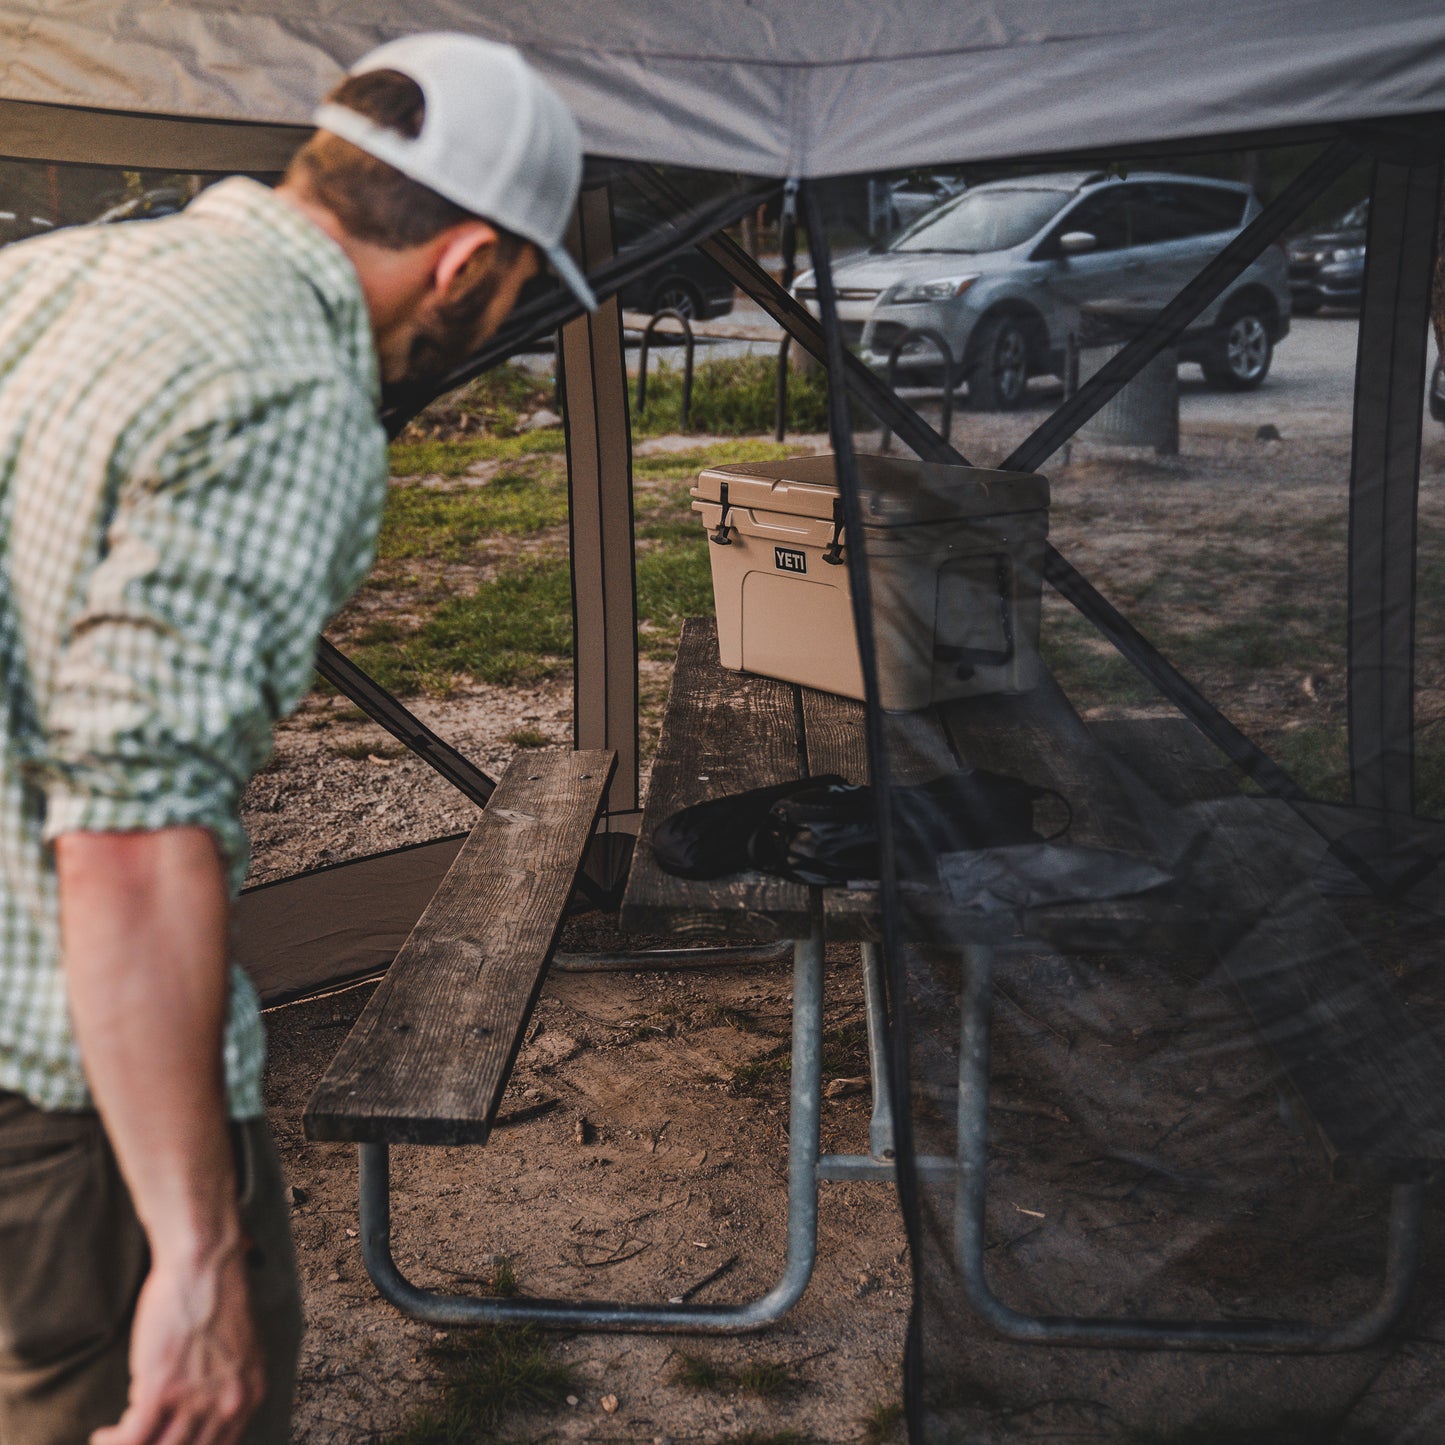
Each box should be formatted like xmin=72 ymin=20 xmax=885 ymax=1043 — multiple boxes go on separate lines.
xmin=0 ymin=178 xmax=388 ymax=1117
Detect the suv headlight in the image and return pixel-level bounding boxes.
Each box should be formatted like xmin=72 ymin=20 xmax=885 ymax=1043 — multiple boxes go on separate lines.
xmin=885 ymin=275 xmax=979 ymax=304
xmin=1331 ymin=245 xmax=1366 ymax=263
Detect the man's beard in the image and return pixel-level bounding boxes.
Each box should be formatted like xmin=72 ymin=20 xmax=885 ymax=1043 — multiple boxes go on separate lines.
xmin=399 ymin=266 xmax=508 ymax=388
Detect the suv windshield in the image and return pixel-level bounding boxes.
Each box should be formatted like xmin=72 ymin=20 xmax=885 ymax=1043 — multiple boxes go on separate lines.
xmin=890 ymin=187 xmax=1070 ymax=254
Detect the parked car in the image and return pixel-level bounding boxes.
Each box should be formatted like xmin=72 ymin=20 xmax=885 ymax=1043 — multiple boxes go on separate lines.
xmin=1430 ymin=358 xmax=1445 ymax=425
xmin=1287 ymin=200 xmax=1367 ymax=314
xmin=613 ymin=206 xmax=734 ymax=319
xmin=795 ymin=170 xmax=1291 ymax=407
xmin=886 ymin=173 xmax=967 ymax=232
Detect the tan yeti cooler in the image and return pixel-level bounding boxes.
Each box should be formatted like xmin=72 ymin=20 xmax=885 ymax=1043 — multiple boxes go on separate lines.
xmin=691 ymin=453 xmax=1050 ymax=711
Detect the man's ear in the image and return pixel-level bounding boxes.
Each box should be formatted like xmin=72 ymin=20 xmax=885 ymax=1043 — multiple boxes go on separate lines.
xmin=433 ymin=220 xmax=498 ymax=295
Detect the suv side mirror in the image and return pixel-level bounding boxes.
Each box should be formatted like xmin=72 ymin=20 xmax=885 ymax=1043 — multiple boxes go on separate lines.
xmin=1059 ymin=231 xmax=1098 ymax=256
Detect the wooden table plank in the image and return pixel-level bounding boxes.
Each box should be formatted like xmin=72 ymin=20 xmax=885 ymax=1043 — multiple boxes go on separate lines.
xmin=304 ymin=749 xmax=615 ymax=1145
xmin=621 ymin=619 xmax=812 ymax=941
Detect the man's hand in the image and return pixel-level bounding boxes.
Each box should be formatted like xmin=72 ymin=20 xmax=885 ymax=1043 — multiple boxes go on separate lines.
xmin=92 ymin=1243 xmax=263 ymax=1445
xmin=55 ymin=827 xmax=264 ymax=1445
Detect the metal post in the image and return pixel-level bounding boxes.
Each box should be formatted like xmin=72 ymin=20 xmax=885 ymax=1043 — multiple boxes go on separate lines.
xmin=356 ymin=927 xmax=824 ymax=1331
xmin=860 ymin=941 xmax=895 ymax=1162
xmin=1062 ymin=329 xmax=1079 ymax=467
xmin=635 ymin=308 xmax=696 ymax=430
xmin=562 ymin=185 xmax=641 ymax=886
xmin=951 ymin=943 xmax=1424 ymax=1350
xmin=1347 ymin=159 xmax=1443 ymax=827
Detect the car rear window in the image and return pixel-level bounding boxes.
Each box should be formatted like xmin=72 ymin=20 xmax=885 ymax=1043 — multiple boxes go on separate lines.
xmin=1130 ymin=183 xmax=1249 ymax=242
xmin=890 ymin=188 xmax=1070 ymax=254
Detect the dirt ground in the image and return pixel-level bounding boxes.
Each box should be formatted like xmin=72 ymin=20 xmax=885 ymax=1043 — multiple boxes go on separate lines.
xmin=246 ymin=406 xmax=1445 ymax=1443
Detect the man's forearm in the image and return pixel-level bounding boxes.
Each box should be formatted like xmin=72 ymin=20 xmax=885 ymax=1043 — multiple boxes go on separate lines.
xmin=54 ymin=826 xmax=239 ymax=1262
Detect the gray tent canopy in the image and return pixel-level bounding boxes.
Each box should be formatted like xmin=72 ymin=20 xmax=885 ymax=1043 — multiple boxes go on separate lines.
xmin=1 ymin=1 xmax=1443 ymax=173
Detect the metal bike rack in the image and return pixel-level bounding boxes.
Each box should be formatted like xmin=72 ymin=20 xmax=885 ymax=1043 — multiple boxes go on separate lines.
xmin=635 ymin=307 xmax=696 ymax=431
xmin=774 ymin=332 xmax=792 ymax=442
xmin=879 ymin=326 xmax=955 ymax=452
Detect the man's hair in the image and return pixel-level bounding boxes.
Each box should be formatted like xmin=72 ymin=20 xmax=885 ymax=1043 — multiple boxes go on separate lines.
xmin=286 ymin=69 xmax=529 ymax=260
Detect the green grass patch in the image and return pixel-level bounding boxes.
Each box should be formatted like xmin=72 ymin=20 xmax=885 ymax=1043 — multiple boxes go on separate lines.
xmin=735 ymin=1360 xmax=792 ymax=1398
xmin=378 ymin=475 xmax=567 ymax=558
xmin=388 ymin=430 xmax=566 ymax=479
xmin=632 ymin=354 xmax=830 ymax=437
xmin=729 ymin=1048 xmax=791 ymax=1098
xmin=506 ymin=726 xmax=550 ymax=749
xmin=382 ymin=1325 xmax=574 ymax=1445
xmin=351 ymin=555 xmax=573 ymax=692
xmin=673 ymin=1351 xmax=729 ymax=1391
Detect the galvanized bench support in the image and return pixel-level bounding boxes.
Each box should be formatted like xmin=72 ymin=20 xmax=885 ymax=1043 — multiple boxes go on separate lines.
xmin=352 ymin=927 xmax=825 ymax=1332
xmin=951 ymin=943 xmax=1426 ymax=1351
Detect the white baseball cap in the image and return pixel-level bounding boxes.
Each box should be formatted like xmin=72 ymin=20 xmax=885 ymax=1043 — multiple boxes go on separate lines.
xmin=315 ymin=32 xmax=598 ymax=312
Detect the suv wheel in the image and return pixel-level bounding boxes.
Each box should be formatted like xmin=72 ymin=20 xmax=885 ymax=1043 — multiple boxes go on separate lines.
xmin=1202 ymin=304 xmax=1274 ymax=390
xmin=967 ymin=315 xmax=1030 ymax=410
xmin=647 ymin=280 xmax=703 ymax=319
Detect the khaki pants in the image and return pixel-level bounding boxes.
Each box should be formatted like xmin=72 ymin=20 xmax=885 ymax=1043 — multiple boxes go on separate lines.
xmin=0 ymin=1091 xmax=302 ymax=1445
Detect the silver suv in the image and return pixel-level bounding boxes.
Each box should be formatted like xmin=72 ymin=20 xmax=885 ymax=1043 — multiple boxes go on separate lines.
xmin=797 ymin=171 xmax=1291 ymax=409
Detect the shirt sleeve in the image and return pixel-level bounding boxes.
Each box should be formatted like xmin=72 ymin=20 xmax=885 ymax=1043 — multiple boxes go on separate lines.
xmin=37 ymin=365 xmax=388 ymax=885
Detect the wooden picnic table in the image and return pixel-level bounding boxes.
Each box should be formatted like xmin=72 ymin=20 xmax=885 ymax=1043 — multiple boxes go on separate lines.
xmin=619 ymin=617 xmax=1445 ymax=1349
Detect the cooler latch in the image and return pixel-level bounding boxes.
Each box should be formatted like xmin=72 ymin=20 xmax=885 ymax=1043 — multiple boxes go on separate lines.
xmin=709 ymin=483 xmax=735 ymax=545
xmin=823 ymin=499 xmax=846 ymax=566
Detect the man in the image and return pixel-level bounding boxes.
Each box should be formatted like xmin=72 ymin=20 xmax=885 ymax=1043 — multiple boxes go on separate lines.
xmin=0 ymin=33 xmax=595 ymax=1445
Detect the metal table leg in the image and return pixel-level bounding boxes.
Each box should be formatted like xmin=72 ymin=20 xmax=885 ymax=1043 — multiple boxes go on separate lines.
xmin=355 ymin=926 xmax=824 ymax=1331
xmin=861 ymin=941 xmax=895 ymax=1163
xmin=952 ymin=943 xmax=1424 ymax=1351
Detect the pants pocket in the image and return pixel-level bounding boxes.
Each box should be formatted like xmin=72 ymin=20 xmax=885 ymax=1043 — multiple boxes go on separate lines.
xmin=0 ymin=1106 xmax=144 ymax=1370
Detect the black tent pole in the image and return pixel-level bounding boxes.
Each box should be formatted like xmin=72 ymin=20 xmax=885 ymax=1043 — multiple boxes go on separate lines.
xmin=801 ymin=179 xmax=928 ymax=1445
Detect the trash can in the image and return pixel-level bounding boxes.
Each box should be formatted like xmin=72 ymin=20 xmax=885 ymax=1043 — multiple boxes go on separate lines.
xmin=1076 ymin=301 xmax=1179 ymax=455
xmin=692 ymin=453 xmax=1050 ymax=711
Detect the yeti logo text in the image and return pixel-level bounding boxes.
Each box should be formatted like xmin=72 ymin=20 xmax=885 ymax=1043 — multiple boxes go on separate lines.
xmin=774 ymin=546 xmax=807 ymax=574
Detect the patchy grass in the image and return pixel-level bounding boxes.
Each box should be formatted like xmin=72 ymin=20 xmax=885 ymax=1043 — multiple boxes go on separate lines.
xmin=382 ymin=1326 xmax=574 ymax=1445
xmin=398 ymin=363 xmax=556 ymax=441
xmin=378 ymin=474 xmax=568 ymax=556
xmin=821 ymin=1021 xmax=869 ymax=1078
xmin=505 ymin=726 xmax=551 ymax=749
xmin=729 ymin=1048 xmax=791 ymax=1098
xmin=673 ymin=1351 xmax=729 ymax=1392
xmin=735 ymin=1360 xmax=793 ymax=1398
xmin=388 ymin=430 xmax=567 ymax=479
xmin=491 ymin=1256 xmax=517 ymax=1298
xmin=632 ymin=354 xmax=830 ymax=437
xmin=861 ymin=1400 xmax=905 ymax=1444
xmin=672 ymin=1352 xmax=796 ymax=1400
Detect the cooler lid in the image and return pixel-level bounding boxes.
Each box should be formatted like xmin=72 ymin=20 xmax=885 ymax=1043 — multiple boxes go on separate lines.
xmin=692 ymin=453 xmax=1049 ymax=525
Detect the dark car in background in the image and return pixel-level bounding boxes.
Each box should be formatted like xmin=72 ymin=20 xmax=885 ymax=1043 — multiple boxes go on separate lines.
xmin=95 ymin=188 xmax=187 ymax=224
xmin=613 ymin=207 xmax=734 ymax=319
xmin=1287 ymin=199 xmax=1366 ymax=313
